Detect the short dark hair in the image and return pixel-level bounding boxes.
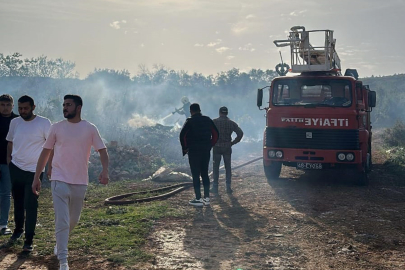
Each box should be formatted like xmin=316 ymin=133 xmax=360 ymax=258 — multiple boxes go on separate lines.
xmin=18 ymin=95 xmax=34 ymax=106
xmin=190 ymin=103 xmax=201 ymax=112
xmin=64 ymin=94 xmax=83 ymax=107
xmin=0 ymin=94 xmax=13 ymax=103
xmin=219 ymin=106 xmax=228 ymax=114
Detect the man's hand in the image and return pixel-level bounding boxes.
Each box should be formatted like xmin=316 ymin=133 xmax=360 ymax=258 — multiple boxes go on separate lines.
xmin=6 ymin=157 xmax=11 ymax=166
xmin=32 ymin=178 xmax=41 ymax=196
xmin=47 ymin=167 xmax=52 ymax=179
xmin=99 ymin=169 xmax=109 ymax=185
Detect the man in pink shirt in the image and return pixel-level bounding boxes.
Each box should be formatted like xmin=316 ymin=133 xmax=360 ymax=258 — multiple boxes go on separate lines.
xmin=32 ymin=94 xmax=109 ymax=270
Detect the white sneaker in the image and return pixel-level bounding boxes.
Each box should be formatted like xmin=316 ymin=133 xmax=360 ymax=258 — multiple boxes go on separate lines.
xmin=59 ymin=263 xmax=69 ymax=270
xmin=188 ymin=198 xmax=203 ymax=206
xmin=54 ymin=245 xmax=57 ymax=256
xmin=203 ymin=197 xmax=210 ymax=206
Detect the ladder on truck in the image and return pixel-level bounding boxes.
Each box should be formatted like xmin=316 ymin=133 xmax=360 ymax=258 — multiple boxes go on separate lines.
xmin=274 ymin=26 xmax=341 ymax=73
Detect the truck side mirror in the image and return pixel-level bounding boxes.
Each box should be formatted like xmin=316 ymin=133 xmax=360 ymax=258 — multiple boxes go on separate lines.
xmin=257 ymin=88 xmax=263 ymax=108
xmin=368 ymin=91 xmax=376 ymax=108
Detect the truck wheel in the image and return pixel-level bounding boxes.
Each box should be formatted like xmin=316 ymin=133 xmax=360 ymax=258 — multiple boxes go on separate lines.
xmin=263 ymin=161 xmax=282 ymax=182
xmin=355 ymin=164 xmax=369 ymax=186
xmin=367 ymin=145 xmax=372 ymax=172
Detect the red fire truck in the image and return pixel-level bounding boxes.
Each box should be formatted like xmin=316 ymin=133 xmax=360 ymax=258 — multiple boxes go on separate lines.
xmin=257 ymin=26 xmax=376 ymax=185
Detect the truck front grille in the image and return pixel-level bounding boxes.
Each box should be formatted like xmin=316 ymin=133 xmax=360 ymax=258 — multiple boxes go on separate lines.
xmin=265 ymin=127 xmax=360 ymax=150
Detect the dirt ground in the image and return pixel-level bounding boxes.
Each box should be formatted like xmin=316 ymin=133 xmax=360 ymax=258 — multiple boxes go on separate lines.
xmin=1 ymin=151 xmax=405 ymax=270
xmin=139 ymin=152 xmax=405 ymax=270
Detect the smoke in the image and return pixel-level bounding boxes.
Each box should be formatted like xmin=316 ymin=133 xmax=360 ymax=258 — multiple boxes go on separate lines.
xmin=0 ymin=67 xmax=275 ymax=166
xmin=127 ymin=114 xmax=156 ymax=128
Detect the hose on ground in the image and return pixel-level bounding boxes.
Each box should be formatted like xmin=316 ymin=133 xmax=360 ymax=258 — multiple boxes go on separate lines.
xmin=104 ymin=157 xmax=263 ymax=205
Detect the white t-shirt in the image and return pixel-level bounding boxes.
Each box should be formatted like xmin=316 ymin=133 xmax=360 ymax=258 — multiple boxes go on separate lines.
xmin=6 ymin=115 xmax=51 ymax=172
xmin=43 ymin=120 xmax=106 ymax=185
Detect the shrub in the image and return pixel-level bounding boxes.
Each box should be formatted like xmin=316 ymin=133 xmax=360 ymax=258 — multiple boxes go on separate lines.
xmin=382 ymin=120 xmax=405 ymax=147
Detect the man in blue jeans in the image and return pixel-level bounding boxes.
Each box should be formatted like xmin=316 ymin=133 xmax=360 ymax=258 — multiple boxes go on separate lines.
xmin=0 ymin=94 xmax=18 ymax=235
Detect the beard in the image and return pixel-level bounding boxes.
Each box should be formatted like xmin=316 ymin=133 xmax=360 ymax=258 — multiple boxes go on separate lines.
xmin=20 ymin=111 xmax=33 ymax=120
xmin=64 ymin=111 xmax=76 ymax=119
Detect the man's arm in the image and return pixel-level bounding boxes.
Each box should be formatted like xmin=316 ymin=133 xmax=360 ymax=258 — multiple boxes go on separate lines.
xmin=210 ymin=120 xmax=219 ymax=146
xmin=98 ymin=148 xmax=109 ymax=185
xmin=179 ymin=119 xmax=190 ymax=155
xmin=231 ymin=123 xmax=244 ymax=145
xmin=32 ymin=148 xmax=52 ymax=195
xmin=46 ymin=149 xmax=54 ymax=179
xmin=6 ymin=141 xmax=12 ymax=165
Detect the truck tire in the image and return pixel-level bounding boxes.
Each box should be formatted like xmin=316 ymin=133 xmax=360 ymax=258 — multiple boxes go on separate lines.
xmin=355 ymin=145 xmax=372 ymax=186
xmin=355 ymin=162 xmax=369 ymax=186
xmin=367 ymin=145 xmax=372 ymax=172
xmin=355 ymin=170 xmax=369 ymax=186
xmin=263 ymin=161 xmax=282 ymax=182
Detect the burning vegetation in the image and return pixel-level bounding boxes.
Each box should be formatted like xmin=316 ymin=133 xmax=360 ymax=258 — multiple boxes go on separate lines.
xmin=88 ymin=124 xmax=187 ymax=182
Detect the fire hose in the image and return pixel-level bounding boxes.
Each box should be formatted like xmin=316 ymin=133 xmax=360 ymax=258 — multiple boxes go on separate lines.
xmin=104 ymin=157 xmax=263 ymax=205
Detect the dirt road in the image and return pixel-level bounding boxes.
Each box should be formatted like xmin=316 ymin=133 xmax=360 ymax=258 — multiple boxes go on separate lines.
xmin=1 ymin=153 xmax=404 ymax=269
xmin=140 ymin=155 xmax=405 ymax=270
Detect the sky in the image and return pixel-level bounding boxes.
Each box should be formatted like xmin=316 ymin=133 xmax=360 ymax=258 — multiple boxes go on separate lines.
xmin=1 ymin=0 xmax=405 ymax=78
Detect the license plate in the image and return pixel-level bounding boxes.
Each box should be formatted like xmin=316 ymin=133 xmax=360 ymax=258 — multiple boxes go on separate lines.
xmin=297 ymin=162 xmax=323 ymax=170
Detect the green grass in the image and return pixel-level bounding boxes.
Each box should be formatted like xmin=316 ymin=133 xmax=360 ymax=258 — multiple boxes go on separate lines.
xmin=3 ymin=180 xmax=185 ymax=267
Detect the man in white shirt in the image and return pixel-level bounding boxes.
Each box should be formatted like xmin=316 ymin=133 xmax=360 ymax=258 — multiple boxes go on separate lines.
xmin=6 ymin=95 xmax=51 ymax=252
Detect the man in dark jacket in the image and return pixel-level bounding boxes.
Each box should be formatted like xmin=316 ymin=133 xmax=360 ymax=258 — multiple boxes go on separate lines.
xmin=179 ymin=103 xmax=219 ymax=206
xmin=0 ymin=94 xmax=18 ymax=236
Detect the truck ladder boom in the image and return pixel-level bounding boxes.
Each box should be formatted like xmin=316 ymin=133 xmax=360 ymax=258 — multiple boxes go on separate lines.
xmin=274 ymin=26 xmax=341 ymax=73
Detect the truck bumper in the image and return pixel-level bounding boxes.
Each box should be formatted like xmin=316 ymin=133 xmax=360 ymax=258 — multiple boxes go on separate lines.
xmin=263 ymin=148 xmax=363 ymax=168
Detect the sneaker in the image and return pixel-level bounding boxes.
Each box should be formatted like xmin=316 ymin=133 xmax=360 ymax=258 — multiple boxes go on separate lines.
xmin=203 ymin=197 xmax=210 ymax=206
xmin=0 ymin=227 xmax=12 ymax=235
xmin=226 ymin=187 xmax=233 ymax=194
xmin=54 ymin=245 xmax=58 ymax=256
xmin=9 ymin=230 xmax=24 ymax=243
xmin=60 ymin=263 xmax=69 ymax=270
xmin=188 ymin=198 xmax=203 ymax=206
xmin=23 ymin=240 xmax=33 ymax=252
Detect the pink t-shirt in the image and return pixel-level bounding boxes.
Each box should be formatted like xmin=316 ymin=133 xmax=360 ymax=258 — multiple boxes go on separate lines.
xmin=43 ymin=120 xmax=106 ymax=185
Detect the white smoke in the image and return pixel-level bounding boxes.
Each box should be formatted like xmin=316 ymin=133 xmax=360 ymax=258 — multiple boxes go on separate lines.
xmin=127 ymin=114 xmax=157 ymax=128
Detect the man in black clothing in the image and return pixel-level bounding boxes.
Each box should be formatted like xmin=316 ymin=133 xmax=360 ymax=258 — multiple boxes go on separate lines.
xmin=0 ymin=94 xmax=18 ymax=236
xmin=179 ymin=103 xmax=219 ymax=206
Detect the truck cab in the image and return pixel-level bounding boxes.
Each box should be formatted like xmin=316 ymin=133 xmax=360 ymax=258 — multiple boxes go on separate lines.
xmin=257 ymin=26 xmax=376 ymax=185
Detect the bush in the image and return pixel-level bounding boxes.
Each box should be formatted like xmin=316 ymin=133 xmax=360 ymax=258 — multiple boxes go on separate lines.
xmin=382 ymin=120 xmax=405 ymax=147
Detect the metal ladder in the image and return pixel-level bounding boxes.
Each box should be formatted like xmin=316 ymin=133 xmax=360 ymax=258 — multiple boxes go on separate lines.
xmin=274 ymin=26 xmax=341 ymax=73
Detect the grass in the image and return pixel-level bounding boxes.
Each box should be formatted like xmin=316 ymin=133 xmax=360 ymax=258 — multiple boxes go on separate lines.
xmin=1 ymin=179 xmax=185 ymax=267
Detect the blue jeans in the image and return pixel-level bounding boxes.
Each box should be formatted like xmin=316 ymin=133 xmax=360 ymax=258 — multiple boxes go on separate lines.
xmin=0 ymin=164 xmax=12 ymax=227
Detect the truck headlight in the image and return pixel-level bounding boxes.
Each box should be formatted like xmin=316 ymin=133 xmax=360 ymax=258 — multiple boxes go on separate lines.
xmin=337 ymin=153 xmax=346 ymax=161
xmin=268 ymin=150 xmax=276 ymax=158
xmin=346 ymin=153 xmax=354 ymax=161
xmin=275 ymin=151 xmax=283 ymax=158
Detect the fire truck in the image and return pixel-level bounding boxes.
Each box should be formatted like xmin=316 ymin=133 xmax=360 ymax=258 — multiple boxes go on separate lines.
xmin=257 ymin=26 xmax=376 ymax=185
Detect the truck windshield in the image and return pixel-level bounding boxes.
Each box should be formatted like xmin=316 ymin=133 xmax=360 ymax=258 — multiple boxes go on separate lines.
xmin=272 ymin=79 xmax=352 ymax=107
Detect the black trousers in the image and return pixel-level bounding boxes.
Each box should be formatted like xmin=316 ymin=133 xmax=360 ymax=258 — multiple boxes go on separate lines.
xmin=188 ymin=149 xmax=211 ymax=199
xmin=9 ymin=162 xmax=42 ymax=240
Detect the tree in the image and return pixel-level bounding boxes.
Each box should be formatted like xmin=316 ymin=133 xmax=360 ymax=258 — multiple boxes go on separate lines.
xmin=86 ymin=68 xmax=131 ymax=82
xmin=0 ymin=53 xmax=24 ymax=76
xmin=0 ymin=53 xmax=79 ymax=78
